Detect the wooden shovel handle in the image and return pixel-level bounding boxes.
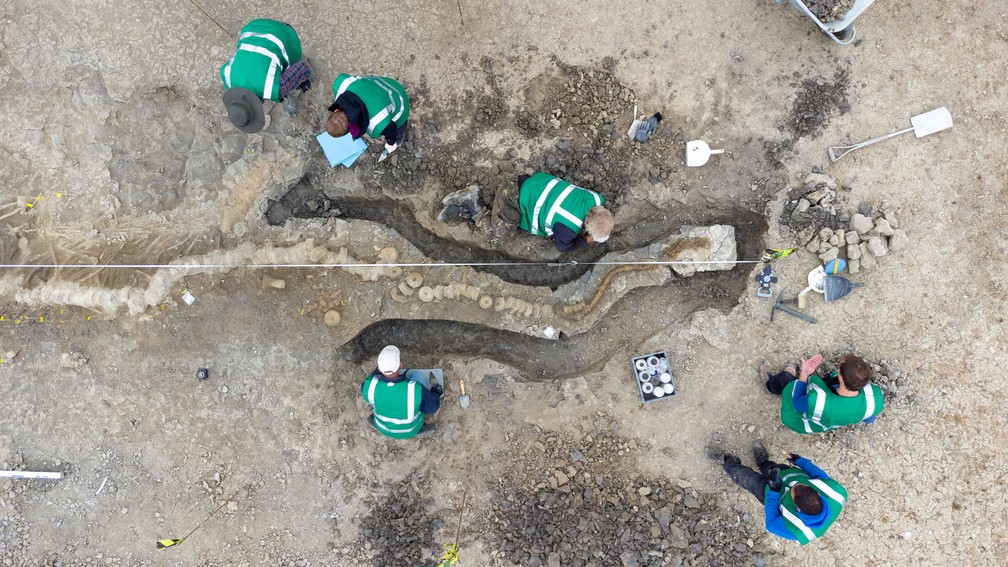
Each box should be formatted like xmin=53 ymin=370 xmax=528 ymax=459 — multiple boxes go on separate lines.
xmin=459 ymin=379 xmax=466 ymax=396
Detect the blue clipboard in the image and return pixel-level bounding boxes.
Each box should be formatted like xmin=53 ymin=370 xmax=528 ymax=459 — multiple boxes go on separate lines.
xmin=316 ymin=132 xmax=367 ymax=168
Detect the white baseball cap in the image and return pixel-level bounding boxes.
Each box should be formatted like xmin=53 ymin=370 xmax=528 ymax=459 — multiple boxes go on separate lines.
xmin=377 ymin=345 xmax=401 ymax=374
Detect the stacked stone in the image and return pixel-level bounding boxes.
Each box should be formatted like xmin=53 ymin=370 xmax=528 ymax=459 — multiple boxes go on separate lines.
xmin=799 ymin=202 xmax=909 ymax=274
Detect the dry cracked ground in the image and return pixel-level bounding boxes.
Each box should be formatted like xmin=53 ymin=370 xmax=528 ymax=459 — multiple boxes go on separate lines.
xmin=0 ymin=1 xmax=1006 ymax=566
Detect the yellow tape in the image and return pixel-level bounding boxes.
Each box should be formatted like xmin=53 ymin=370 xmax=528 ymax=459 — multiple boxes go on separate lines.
xmin=439 ymin=543 xmax=459 ymax=566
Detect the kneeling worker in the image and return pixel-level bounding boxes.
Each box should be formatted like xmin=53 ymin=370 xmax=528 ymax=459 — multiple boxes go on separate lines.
xmin=325 ymin=73 xmax=410 ymax=161
xmin=493 ymin=172 xmax=615 ymax=252
xmin=361 ymin=345 xmax=442 ymax=439
xmin=220 ymin=19 xmax=314 ymax=133
xmin=707 ymin=441 xmax=847 ymax=544
xmin=761 ymin=353 xmax=884 ymax=434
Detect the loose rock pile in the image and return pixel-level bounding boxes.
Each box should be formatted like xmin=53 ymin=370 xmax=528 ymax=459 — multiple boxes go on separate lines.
xmin=487 ymin=424 xmax=773 ymax=566
xmin=786 ymin=173 xmax=908 ymax=274
xmin=353 ymin=475 xmax=440 ymax=566
xmin=786 ymin=70 xmax=850 ymax=139
xmin=804 ymin=0 xmax=855 ymax=24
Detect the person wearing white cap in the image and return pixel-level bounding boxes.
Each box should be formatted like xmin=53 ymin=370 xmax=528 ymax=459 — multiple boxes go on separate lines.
xmin=360 ymin=345 xmax=443 ymax=439
xmin=490 ymin=172 xmax=614 ymax=252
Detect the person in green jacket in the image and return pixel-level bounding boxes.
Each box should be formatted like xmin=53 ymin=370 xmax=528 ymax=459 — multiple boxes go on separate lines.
xmin=325 ymin=73 xmax=410 ymax=161
xmin=360 ymin=345 xmax=443 ymax=439
xmin=491 ymin=172 xmax=615 ymax=252
xmin=761 ymin=353 xmax=884 ymax=434
xmin=220 ymin=19 xmax=315 ymax=133
xmin=706 ymin=441 xmax=847 ymax=544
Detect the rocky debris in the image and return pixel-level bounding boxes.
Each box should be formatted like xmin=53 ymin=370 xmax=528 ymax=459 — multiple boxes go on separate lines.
xmin=786 ymin=69 xmax=850 ymax=139
xmin=487 ymin=424 xmax=774 ymax=566
xmin=437 ymin=185 xmax=483 ymax=223
xmin=805 ymin=0 xmax=855 ymax=24
xmin=786 ymin=173 xmax=908 ymax=274
xmin=354 ymin=474 xmax=440 ymax=566
xmin=59 ymin=351 xmax=89 ymax=370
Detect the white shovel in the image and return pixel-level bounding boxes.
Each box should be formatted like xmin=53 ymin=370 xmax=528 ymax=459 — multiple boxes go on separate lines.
xmin=686 ymin=140 xmax=724 ymax=167
xmin=828 ymin=107 xmax=953 ymax=162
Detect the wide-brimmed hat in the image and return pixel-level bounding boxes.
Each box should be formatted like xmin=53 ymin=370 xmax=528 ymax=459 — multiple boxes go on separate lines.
xmin=223 ymin=87 xmax=265 ymax=133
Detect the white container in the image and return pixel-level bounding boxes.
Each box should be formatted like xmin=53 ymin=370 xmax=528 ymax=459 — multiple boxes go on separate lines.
xmin=641 ymin=382 xmax=654 ymax=394
xmin=635 ymin=359 xmax=648 ymax=371
xmin=652 ymin=388 xmax=665 ymax=398
xmin=638 ymin=371 xmax=651 ymax=383
xmin=660 ymin=372 xmax=672 ymax=384
xmin=647 ymin=356 xmax=660 ymax=367
xmin=662 ymin=383 xmax=674 ymax=395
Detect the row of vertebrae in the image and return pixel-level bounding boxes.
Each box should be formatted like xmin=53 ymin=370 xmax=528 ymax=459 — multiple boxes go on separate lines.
xmin=0 ymin=240 xmax=402 ymax=315
xmin=389 ymin=272 xmax=554 ymax=319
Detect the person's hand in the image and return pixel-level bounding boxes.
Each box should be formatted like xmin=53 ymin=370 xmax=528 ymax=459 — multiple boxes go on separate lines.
xmin=787 ymin=453 xmax=803 ymax=466
xmin=586 ymin=234 xmax=596 ymax=244
xmin=799 ymin=354 xmax=823 ymax=381
xmin=431 ymin=384 xmax=444 ymax=396
xmin=767 ymin=472 xmax=783 ymax=492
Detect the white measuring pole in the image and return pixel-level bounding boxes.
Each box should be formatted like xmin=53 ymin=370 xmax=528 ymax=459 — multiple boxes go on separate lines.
xmin=0 ymin=470 xmax=63 ymax=480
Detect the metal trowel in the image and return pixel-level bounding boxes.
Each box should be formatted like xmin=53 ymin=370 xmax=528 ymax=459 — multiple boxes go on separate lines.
xmin=458 ymin=379 xmax=470 ymax=411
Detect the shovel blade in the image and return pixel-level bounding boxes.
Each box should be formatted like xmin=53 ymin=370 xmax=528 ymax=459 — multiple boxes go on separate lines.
xmin=910 ymin=107 xmax=953 ymax=138
xmin=459 ymin=395 xmax=470 ymax=410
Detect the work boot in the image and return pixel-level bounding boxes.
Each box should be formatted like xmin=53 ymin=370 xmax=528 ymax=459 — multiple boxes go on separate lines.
xmin=415 ymin=425 xmax=436 ymax=439
xmin=282 ymin=90 xmax=300 ymax=116
xmin=752 ymin=441 xmax=770 ymax=469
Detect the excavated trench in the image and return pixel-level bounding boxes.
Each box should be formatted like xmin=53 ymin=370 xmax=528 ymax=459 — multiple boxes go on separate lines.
xmin=334 ymin=208 xmax=766 ymax=381
xmin=268 ymin=182 xmax=763 ymax=289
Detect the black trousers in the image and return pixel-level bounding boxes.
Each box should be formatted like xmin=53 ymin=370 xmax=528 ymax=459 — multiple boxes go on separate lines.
xmin=723 ymin=459 xmax=786 ymax=504
xmin=767 ymin=369 xmax=840 ymax=395
xmin=765 ymin=369 xmax=797 ymax=395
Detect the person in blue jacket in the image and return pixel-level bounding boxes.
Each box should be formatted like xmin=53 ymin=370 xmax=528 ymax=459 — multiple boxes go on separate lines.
xmin=706 ymin=441 xmax=847 ymax=543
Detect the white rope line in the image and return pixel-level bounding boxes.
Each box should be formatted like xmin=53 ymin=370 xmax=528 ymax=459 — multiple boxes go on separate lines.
xmin=0 ymin=260 xmax=763 ymax=270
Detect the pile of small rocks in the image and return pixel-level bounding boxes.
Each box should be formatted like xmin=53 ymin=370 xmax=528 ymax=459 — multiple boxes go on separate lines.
xmin=804 ymin=0 xmax=855 ymax=24
xmin=487 ymin=424 xmax=773 ymax=566
xmin=353 ymin=474 xmax=440 ymax=567
xmin=786 ymin=173 xmax=909 ymax=274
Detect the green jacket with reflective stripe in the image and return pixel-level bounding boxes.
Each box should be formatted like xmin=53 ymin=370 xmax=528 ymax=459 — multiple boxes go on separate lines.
xmin=776 ymin=467 xmax=847 ymax=544
xmin=220 ymin=19 xmax=302 ymax=102
xmin=361 ymin=373 xmax=424 ymax=439
xmin=517 ymin=173 xmax=604 ymax=237
xmin=332 ymin=74 xmax=410 ymax=137
xmin=780 ymin=374 xmax=884 ymax=434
